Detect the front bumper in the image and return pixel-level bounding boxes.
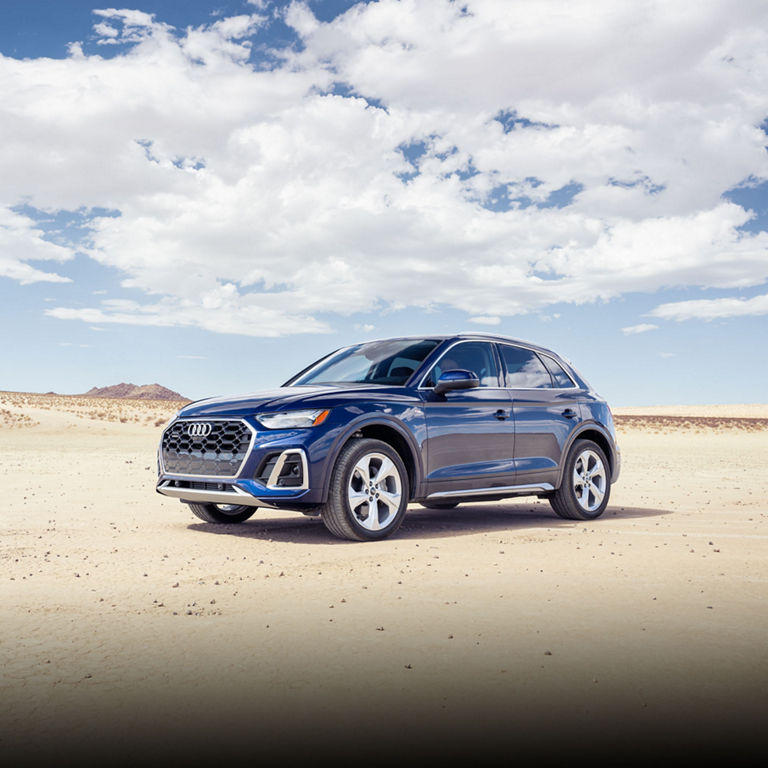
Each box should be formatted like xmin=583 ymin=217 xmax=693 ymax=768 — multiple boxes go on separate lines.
xmin=156 ymin=481 xmax=264 ymax=507
xmin=156 ymin=415 xmax=326 ymax=508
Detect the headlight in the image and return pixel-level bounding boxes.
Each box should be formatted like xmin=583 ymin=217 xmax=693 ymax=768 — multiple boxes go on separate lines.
xmin=257 ymin=408 xmax=330 ymax=429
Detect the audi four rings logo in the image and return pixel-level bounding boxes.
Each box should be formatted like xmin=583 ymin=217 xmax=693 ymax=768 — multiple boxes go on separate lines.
xmin=187 ymin=422 xmax=212 ymax=437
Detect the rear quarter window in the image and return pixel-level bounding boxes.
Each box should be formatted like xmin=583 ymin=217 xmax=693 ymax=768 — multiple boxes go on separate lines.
xmin=540 ymin=355 xmax=577 ymax=388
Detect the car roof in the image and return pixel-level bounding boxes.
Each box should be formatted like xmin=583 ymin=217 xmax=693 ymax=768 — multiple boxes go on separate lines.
xmin=357 ymin=332 xmax=561 ymax=358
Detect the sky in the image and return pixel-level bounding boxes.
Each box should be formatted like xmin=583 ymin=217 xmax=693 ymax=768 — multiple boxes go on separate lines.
xmin=1 ymin=0 xmax=767 ymax=405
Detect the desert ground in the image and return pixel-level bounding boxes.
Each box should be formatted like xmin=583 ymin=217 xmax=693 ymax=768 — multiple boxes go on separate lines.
xmin=1 ymin=392 xmax=767 ymax=763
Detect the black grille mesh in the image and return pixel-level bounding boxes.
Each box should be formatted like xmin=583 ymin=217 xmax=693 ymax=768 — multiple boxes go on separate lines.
xmin=161 ymin=420 xmax=251 ymax=476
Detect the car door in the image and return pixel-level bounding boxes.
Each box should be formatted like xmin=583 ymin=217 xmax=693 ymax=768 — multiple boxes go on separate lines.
xmin=419 ymin=341 xmax=515 ymax=494
xmin=497 ymin=343 xmax=584 ymax=488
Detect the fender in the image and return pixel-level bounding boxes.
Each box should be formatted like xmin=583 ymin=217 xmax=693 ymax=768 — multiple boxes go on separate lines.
xmin=555 ymin=419 xmax=619 ymax=488
xmin=319 ymin=413 xmax=425 ymax=502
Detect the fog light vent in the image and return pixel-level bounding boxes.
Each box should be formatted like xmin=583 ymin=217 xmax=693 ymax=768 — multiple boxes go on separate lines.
xmin=259 ymin=449 xmax=309 ymax=491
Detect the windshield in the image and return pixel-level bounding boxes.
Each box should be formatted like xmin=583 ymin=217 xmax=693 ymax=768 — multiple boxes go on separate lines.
xmin=289 ymin=339 xmax=441 ymax=386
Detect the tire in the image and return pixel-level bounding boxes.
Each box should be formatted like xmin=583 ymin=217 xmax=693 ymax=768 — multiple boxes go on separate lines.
xmin=321 ymin=438 xmax=409 ymax=541
xmin=187 ymin=502 xmax=257 ymax=524
xmin=549 ymin=439 xmax=611 ymax=521
xmin=420 ymin=501 xmax=459 ymax=510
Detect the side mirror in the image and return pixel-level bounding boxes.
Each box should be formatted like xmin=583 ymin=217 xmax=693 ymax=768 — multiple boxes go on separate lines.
xmin=434 ymin=369 xmax=480 ymax=395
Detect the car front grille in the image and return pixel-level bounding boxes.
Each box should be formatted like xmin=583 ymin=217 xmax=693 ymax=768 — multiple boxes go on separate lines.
xmin=161 ymin=420 xmax=252 ymax=477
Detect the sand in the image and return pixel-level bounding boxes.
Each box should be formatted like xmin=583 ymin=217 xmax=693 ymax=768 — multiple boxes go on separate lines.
xmin=1 ymin=392 xmax=767 ymax=762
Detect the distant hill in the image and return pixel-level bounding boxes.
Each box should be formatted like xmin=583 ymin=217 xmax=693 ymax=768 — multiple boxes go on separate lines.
xmin=82 ymin=383 xmax=188 ymax=401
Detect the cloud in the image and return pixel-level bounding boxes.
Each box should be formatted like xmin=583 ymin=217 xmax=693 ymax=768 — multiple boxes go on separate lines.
xmin=45 ymin=293 xmax=330 ymax=337
xmin=0 ymin=207 xmax=73 ymax=284
xmin=622 ymin=323 xmax=658 ymax=335
xmin=1 ymin=0 xmax=768 ymax=334
xmin=91 ymin=8 xmax=169 ymax=45
xmin=649 ymin=292 xmax=768 ymax=321
xmin=469 ymin=315 xmax=501 ymax=325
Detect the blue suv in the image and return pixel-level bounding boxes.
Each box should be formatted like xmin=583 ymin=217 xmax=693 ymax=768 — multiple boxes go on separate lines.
xmin=156 ymin=334 xmax=620 ymax=540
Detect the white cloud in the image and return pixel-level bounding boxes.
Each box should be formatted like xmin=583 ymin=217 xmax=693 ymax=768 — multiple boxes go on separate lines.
xmin=622 ymin=323 xmax=658 ymax=335
xmin=469 ymin=315 xmax=501 ymax=325
xmin=1 ymin=1 xmax=768 ymax=334
xmin=45 ymin=293 xmax=330 ymax=337
xmin=0 ymin=207 xmax=73 ymax=284
xmin=91 ymin=8 xmax=168 ymax=45
xmin=650 ymin=293 xmax=768 ymax=321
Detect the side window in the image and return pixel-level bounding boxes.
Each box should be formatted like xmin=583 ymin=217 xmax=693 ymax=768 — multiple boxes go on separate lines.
xmin=499 ymin=345 xmax=552 ymax=388
xmin=540 ymin=355 xmax=576 ymax=388
xmin=426 ymin=342 xmax=500 ymax=387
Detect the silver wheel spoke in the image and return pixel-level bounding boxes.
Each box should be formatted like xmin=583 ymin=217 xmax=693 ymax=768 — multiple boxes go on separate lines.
xmin=348 ymin=489 xmax=368 ymax=507
xmin=366 ymin=499 xmax=381 ymax=530
xmin=379 ymin=489 xmax=400 ymax=511
xmin=373 ymin=457 xmax=397 ymax=484
xmin=587 ymin=458 xmax=604 ymax=480
xmin=354 ymin=462 xmax=371 ymax=487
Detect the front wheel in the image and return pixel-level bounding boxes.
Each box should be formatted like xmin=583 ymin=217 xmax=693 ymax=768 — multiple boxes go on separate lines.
xmin=549 ymin=439 xmax=611 ymax=521
xmin=321 ymin=438 xmax=409 ymax=541
xmin=187 ymin=502 xmax=257 ymax=524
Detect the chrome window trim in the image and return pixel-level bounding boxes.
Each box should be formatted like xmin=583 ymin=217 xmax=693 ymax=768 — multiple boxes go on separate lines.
xmin=159 ymin=417 xmax=257 ymax=479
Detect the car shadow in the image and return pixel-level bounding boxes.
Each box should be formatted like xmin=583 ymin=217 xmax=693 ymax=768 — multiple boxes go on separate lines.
xmin=186 ymin=501 xmax=671 ymax=544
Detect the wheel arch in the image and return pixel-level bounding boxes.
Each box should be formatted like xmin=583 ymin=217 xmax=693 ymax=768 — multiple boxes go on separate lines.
xmin=557 ymin=423 xmax=616 ymax=488
xmin=320 ymin=417 xmax=422 ymax=502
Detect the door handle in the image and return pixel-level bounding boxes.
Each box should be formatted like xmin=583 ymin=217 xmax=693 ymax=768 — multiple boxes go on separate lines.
xmin=562 ymin=408 xmax=577 ymax=419
xmin=495 ymin=409 xmax=509 ymax=420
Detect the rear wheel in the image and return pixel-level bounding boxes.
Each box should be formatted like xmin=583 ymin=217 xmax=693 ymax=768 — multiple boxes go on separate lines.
xmin=187 ymin=502 xmax=256 ymax=524
xmin=321 ymin=438 xmax=408 ymax=541
xmin=550 ymin=439 xmax=611 ymax=521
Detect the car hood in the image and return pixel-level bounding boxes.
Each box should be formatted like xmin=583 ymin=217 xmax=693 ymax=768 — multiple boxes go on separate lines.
xmin=176 ymin=384 xmax=417 ymax=418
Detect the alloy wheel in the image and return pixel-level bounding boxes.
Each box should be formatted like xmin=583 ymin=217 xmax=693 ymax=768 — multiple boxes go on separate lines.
xmin=347 ymin=451 xmax=403 ymax=532
xmin=572 ymin=449 xmax=607 ymax=513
